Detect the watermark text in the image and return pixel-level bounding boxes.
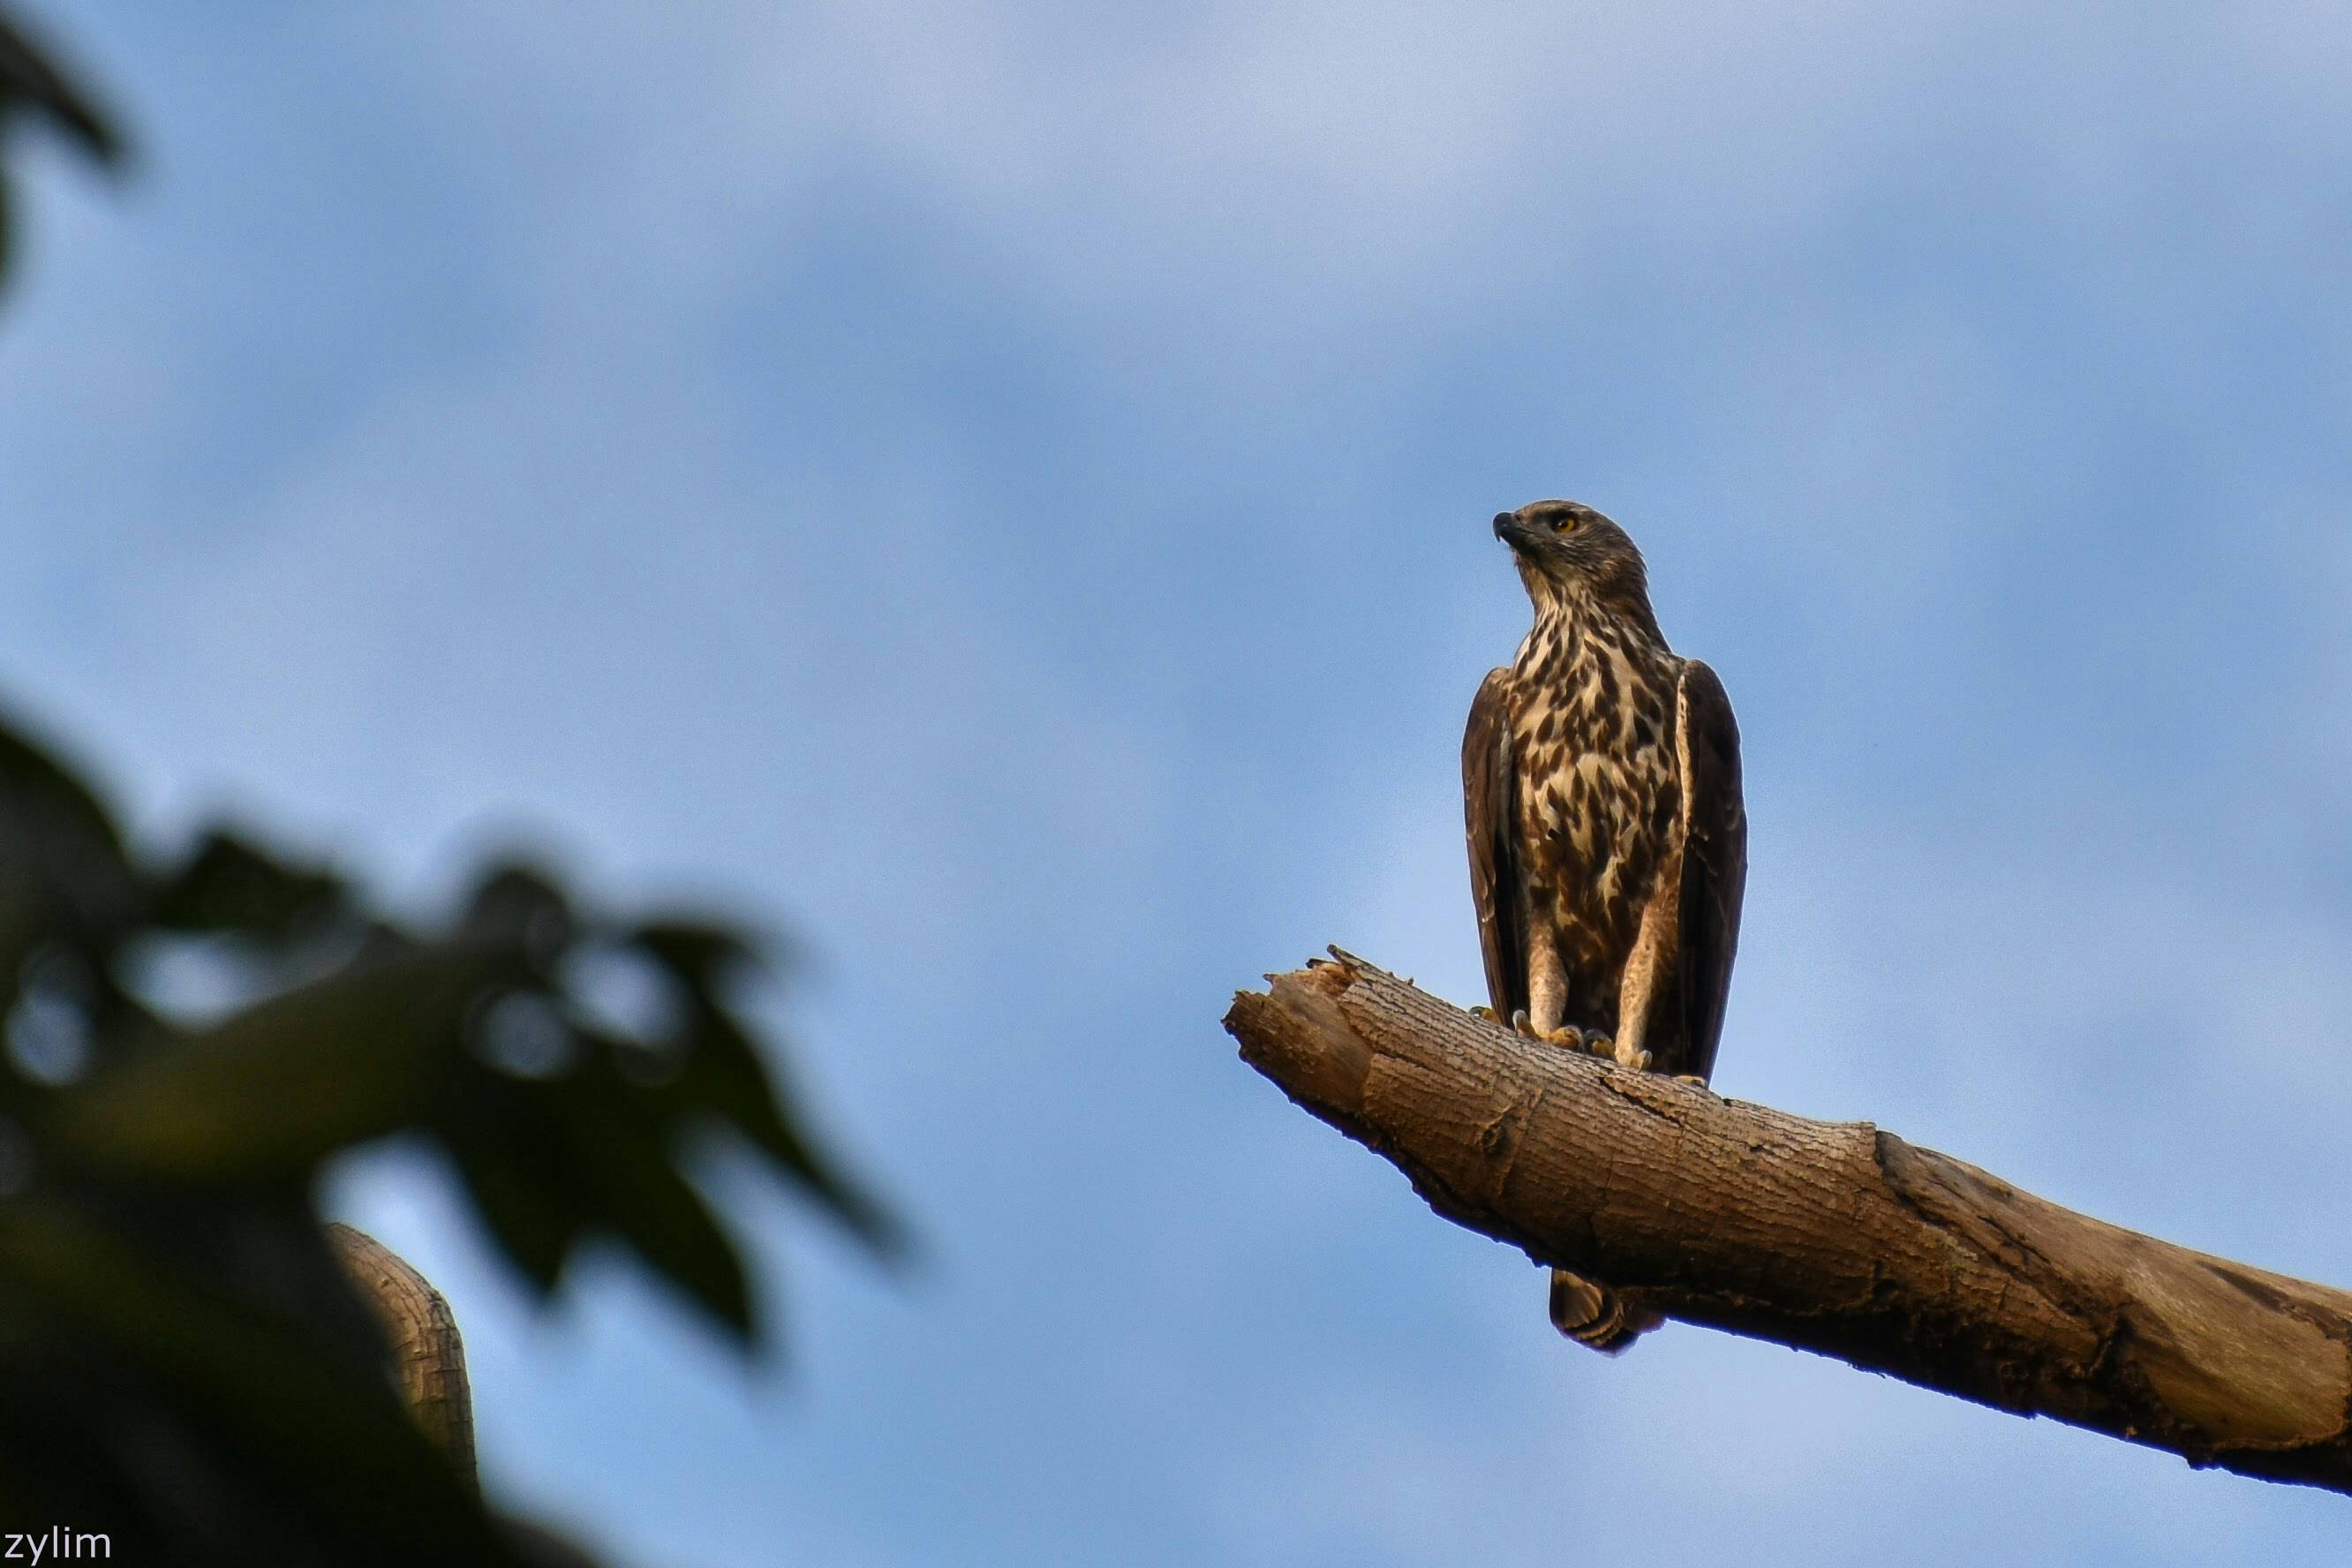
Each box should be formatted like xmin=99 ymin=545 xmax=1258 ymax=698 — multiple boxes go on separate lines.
xmin=2 ymin=1528 xmax=109 ymax=1562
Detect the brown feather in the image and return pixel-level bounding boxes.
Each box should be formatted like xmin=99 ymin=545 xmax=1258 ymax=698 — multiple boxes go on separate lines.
xmin=1462 ymin=667 xmax=1527 ymax=1021
xmin=1673 ymin=659 xmax=1747 ymax=1084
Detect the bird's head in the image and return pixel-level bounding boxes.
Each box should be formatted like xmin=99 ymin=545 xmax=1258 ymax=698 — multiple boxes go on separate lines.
xmin=1492 ymin=500 xmax=1654 ymax=622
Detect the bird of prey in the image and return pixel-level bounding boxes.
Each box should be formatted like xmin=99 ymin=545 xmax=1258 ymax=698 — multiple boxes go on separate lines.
xmin=1463 ymin=499 xmax=1745 ymax=1351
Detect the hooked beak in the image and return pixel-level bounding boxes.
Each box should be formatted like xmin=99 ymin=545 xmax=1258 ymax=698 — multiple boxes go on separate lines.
xmin=1492 ymin=510 xmax=1544 ymax=554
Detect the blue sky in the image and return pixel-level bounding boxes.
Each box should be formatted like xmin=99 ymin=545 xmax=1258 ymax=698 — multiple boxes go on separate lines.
xmin=7 ymin=3 xmax=2352 ymax=1563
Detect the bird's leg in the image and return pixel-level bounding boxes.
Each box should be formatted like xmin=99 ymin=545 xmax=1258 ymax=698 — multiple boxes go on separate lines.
xmin=1522 ymin=936 xmax=1591 ymax=1052
xmin=1609 ymin=976 xmax=1656 ymax=1073
xmin=1608 ymin=891 xmax=1678 ymax=1074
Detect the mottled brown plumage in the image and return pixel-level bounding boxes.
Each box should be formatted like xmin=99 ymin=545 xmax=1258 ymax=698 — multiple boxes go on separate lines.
xmin=1464 ymin=499 xmax=1745 ymax=1350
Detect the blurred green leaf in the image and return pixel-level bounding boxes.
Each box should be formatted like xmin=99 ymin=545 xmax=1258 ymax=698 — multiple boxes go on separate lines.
xmin=0 ymin=713 xmax=144 ymax=965
xmin=562 ymin=1058 xmax=755 ymax=1342
xmin=633 ymin=916 xmax=767 ymax=987
xmin=150 ymin=829 xmax=347 ymax=942
xmin=461 ymin=859 xmax=575 ymax=966
xmin=0 ymin=11 xmax=124 ymax=166
xmin=0 ymin=715 xmax=126 ymax=859
xmin=45 ymin=945 xmax=524 ymax=1181
xmin=0 ymin=10 xmax=120 ymax=302
xmin=441 ymin=1075 xmax=591 ymax=1298
xmin=669 ymin=999 xmax=908 ymax=1258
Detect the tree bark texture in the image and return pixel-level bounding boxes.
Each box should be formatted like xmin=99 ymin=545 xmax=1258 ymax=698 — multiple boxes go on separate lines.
xmin=328 ymin=1223 xmax=479 ymax=1489
xmin=1225 ymin=951 xmax=2352 ymax=1495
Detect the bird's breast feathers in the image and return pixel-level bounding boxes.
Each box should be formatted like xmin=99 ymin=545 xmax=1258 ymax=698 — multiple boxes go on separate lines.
xmin=1506 ymin=640 xmax=1684 ymax=916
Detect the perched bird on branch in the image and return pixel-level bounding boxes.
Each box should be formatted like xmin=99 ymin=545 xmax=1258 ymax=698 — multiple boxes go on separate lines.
xmin=1463 ymin=499 xmax=1746 ymax=1350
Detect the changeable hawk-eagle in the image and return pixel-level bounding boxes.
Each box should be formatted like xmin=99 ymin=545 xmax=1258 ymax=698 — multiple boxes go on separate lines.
xmin=1463 ymin=499 xmax=1746 ymax=1351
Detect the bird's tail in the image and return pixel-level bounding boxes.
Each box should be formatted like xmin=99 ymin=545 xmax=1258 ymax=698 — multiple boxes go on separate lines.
xmin=1549 ymin=1268 xmax=1662 ymax=1353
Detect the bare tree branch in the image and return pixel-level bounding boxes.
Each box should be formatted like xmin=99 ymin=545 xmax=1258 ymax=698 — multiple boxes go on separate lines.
xmin=1225 ymin=950 xmax=2352 ymax=1496
xmin=330 ymin=1224 xmax=478 ymax=1489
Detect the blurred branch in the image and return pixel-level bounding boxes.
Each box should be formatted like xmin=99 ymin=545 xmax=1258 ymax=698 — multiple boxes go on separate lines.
xmin=333 ymin=1225 xmax=477 ymax=1488
xmin=1226 ymin=950 xmax=2352 ymax=1497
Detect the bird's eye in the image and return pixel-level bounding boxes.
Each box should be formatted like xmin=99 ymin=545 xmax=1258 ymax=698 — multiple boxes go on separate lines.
xmin=1555 ymin=515 xmax=1579 ymax=532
